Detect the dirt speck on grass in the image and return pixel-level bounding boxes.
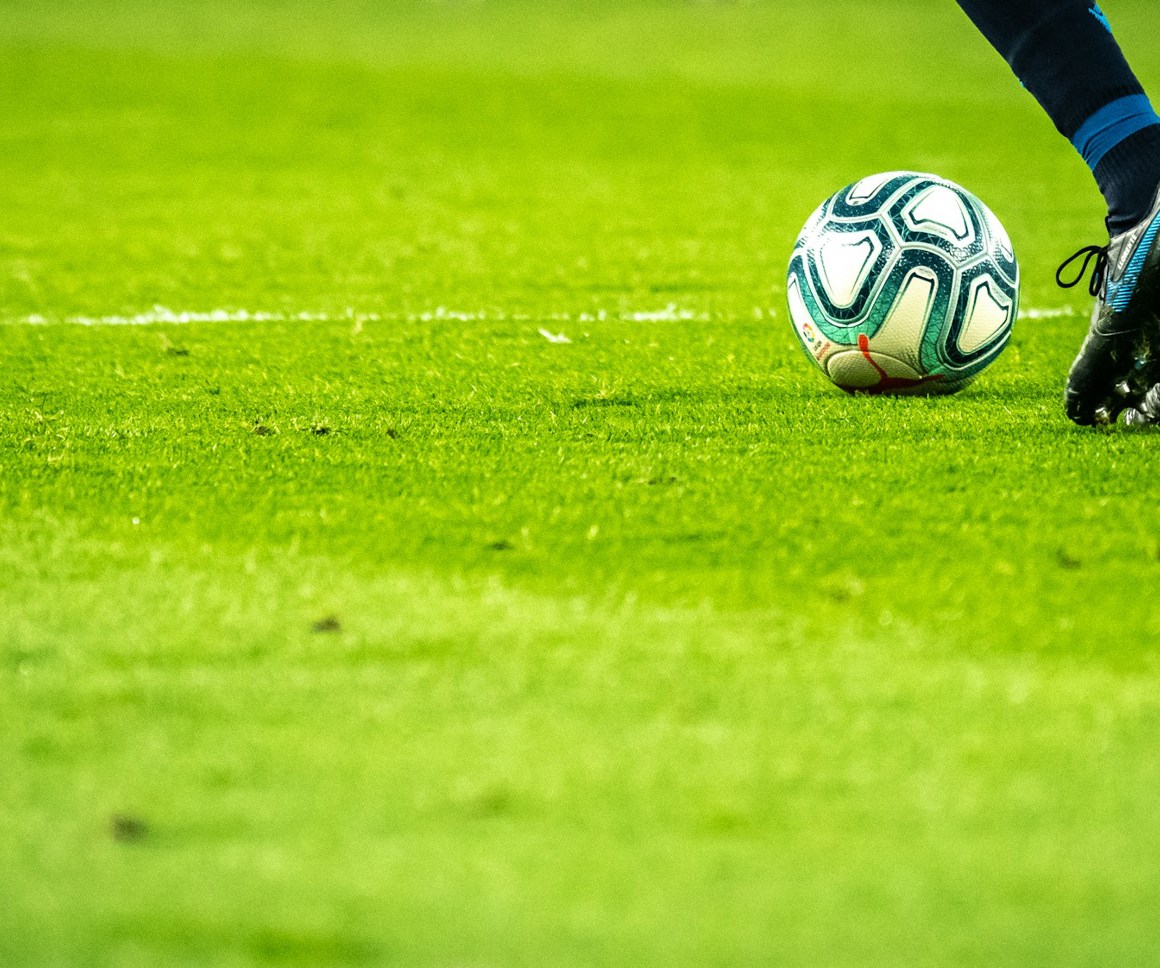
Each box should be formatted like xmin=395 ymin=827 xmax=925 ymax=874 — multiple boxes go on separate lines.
xmin=458 ymin=786 xmax=515 ymax=818
xmin=109 ymin=814 xmax=149 ymax=842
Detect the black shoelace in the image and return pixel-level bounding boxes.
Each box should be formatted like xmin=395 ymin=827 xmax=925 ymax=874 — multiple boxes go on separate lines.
xmin=1056 ymin=244 xmax=1109 ymax=298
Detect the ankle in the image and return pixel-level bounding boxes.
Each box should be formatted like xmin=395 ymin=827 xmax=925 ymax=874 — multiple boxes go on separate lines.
xmin=1096 ymin=123 xmax=1160 ymax=234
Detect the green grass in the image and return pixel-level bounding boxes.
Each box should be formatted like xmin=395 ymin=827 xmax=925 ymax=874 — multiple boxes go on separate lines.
xmin=4 ymin=1 xmax=1160 ymax=965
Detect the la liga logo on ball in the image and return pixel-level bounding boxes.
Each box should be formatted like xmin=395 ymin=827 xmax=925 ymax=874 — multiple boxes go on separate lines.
xmin=787 ymin=171 xmax=1019 ymax=395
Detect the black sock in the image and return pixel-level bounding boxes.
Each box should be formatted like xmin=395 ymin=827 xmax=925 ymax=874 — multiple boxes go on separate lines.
xmin=1095 ymin=125 xmax=1160 ymax=234
xmin=955 ymin=0 xmax=1160 ymax=232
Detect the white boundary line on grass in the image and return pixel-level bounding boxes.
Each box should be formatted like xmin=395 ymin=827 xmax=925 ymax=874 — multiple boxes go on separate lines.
xmin=1018 ymin=306 xmax=1077 ymax=319
xmin=4 ymin=303 xmax=1075 ymax=328
xmin=7 ymin=303 xmax=712 ymax=327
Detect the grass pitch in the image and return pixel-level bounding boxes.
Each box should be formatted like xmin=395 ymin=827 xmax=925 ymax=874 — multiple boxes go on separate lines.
xmin=4 ymin=1 xmax=1160 ymax=965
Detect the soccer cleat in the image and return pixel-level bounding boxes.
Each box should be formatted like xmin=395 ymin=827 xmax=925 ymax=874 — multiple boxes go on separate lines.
xmin=1124 ymin=382 xmax=1160 ymax=426
xmin=1059 ymin=183 xmax=1160 ymax=425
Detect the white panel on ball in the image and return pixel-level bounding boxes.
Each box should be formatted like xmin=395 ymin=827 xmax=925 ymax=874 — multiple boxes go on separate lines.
xmin=816 ymin=231 xmax=881 ymax=308
xmin=870 ymin=269 xmax=938 ymax=373
xmin=826 ymin=348 xmax=924 ymax=388
xmin=902 ymin=185 xmax=973 ymax=243
xmin=847 ymin=171 xmax=905 ymax=204
xmin=958 ymin=277 xmax=1014 ymax=354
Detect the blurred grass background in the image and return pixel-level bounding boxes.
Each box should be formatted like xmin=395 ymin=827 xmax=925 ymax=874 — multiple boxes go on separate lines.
xmin=8 ymin=0 xmax=1156 ymax=319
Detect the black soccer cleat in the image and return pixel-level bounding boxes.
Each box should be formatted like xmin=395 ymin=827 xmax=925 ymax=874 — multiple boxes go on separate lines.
xmin=1059 ymin=184 xmax=1160 ymax=425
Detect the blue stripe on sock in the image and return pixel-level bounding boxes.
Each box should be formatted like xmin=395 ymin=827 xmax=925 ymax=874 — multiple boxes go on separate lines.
xmin=1072 ymin=95 xmax=1160 ymax=171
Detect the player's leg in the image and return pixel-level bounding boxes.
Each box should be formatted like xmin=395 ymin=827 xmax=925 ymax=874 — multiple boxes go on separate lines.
xmin=954 ymin=0 xmax=1160 ymax=425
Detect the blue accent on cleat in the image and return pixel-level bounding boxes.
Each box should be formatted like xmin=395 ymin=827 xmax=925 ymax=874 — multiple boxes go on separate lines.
xmin=1108 ymin=212 xmax=1160 ymax=311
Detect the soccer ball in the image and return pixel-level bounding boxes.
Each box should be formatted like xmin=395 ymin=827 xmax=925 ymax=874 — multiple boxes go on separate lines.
xmin=786 ymin=171 xmax=1019 ymax=394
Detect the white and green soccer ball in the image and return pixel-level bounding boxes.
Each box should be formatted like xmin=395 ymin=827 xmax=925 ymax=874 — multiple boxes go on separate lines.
xmin=786 ymin=171 xmax=1019 ymax=394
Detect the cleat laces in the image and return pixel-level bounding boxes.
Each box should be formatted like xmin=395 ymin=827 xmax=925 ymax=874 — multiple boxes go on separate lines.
xmin=1056 ymin=244 xmax=1110 ymax=297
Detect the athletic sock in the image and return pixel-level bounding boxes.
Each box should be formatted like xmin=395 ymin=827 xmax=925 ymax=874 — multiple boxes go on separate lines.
xmin=1093 ymin=122 xmax=1160 ymax=234
xmin=954 ymin=0 xmax=1160 ymax=233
